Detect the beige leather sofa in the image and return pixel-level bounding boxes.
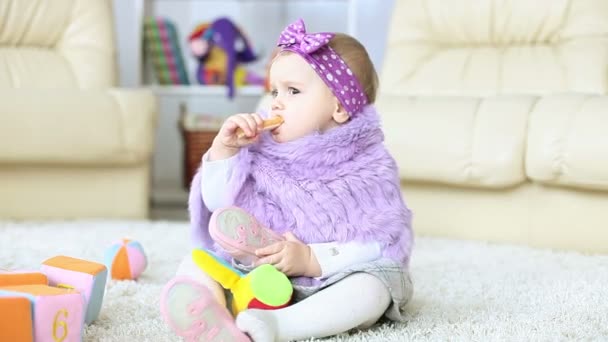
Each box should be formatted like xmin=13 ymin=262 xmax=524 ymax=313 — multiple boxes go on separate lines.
xmin=0 ymin=0 xmax=157 ymax=219
xmin=377 ymin=0 xmax=608 ymax=253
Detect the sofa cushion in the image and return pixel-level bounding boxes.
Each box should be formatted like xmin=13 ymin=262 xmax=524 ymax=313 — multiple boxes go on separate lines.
xmin=381 ymin=0 xmax=608 ymax=96
xmin=0 ymin=89 xmax=156 ymax=165
xmin=378 ymin=95 xmax=534 ymax=188
xmin=526 ymin=95 xmax=608 ymax=191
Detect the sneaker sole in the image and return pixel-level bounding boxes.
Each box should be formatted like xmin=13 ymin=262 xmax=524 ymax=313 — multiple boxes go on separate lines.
xmin=160 ymin=276 xmax=250 ymax=342
xmin=209 ymin=207 xmax=284 ymax=263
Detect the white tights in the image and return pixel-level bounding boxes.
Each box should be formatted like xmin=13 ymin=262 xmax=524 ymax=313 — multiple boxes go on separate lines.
xmin=176 ymin=255 xmax=391 ymax=342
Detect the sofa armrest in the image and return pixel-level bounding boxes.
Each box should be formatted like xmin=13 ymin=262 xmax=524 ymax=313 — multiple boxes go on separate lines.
xmin=0 ymin=88 xmax=157 ymax=165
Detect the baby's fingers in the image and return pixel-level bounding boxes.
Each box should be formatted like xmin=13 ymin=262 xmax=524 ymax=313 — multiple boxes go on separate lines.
xmin=256 ymin=253 xmax=281 ymax=267
xmin=252 ymin=113 xmax=264 ymax=131
xmin=273 ymin=261 xmax=290 ymax=274
xmin=221 ymin=119 xmax=238 ymax=135
xmin=239 ymin=114 xmax=259 ymax=137
xmin=256 ymin=242 xmax=283 ymax=256
xmin=230 ymin=116 xmax=255 ymax=138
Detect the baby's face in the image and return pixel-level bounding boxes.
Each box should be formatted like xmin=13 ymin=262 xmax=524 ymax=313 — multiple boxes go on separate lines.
xmin=268 ymin=52 xmax=339 ymax=143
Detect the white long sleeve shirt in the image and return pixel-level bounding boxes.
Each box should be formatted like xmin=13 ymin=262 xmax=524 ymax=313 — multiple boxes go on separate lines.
xmin=200 ymin=151 xmax=381 ymax=279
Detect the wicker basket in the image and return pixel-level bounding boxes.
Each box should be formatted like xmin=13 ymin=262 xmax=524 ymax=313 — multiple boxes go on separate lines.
xmin=179 ymin=104 xmax=223 ymax=190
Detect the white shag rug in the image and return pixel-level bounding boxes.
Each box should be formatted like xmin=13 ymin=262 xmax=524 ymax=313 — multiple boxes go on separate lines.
xmin=1 ymin=220 xmax=607 ymax=341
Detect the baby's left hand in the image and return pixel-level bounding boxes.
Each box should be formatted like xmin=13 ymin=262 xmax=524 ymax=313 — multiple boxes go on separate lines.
xmin=255 ymin=232 xmax=321 ymax=277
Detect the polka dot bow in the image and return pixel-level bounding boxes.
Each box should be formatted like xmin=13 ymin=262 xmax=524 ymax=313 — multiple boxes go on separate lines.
xmin=277 ymin=18 xmax=335 ymax=54
xmin=276 ymin=19 xmax=368 ymax=116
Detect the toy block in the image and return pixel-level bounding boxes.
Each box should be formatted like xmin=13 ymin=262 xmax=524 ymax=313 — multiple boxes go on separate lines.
xmin=0 ymin=270 xmax=48 ymax=286
xmin=41 ymin=256 xmax=107 ymax=325
xmin=0 ymin=284 xmax=85 ymax=342
xmin=0 ymin=296 xmax=33 ymax=342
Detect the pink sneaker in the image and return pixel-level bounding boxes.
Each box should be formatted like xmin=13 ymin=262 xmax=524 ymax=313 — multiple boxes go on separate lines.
xmin=209 ymin=207 xmax=284 ymax=265
xmin=160 ymin=276 xmax=250 ymax=342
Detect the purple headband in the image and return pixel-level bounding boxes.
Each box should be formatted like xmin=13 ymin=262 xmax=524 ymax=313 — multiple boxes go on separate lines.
xmin=277 ymin=19 xmax=368 ymax=116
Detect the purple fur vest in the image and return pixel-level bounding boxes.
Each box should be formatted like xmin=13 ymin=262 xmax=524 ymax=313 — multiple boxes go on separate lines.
xmin=189 ymin=105 xmax=413 ymax=267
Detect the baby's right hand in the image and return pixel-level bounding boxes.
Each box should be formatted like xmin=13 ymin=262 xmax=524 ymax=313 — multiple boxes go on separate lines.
xmin=208 ymin=113 xmax=264 ymax=161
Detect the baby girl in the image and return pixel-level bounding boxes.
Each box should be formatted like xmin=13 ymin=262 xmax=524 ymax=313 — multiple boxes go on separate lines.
xmin=161 ymin=19 xmax=414 ymax=342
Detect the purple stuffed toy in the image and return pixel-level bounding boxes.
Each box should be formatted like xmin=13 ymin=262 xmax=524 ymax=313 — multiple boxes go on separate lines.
xmin=189 ymin=17 xmax=264 ymax=98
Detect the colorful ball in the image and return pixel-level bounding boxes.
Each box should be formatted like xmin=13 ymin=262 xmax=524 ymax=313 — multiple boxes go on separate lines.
xmin=104 ymin=239 xmax=147 ymax=280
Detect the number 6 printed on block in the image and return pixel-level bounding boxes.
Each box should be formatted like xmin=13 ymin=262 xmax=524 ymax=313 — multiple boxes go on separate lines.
xmin=0 ymin=284 xmax=85 ymax=342
xmin=52 ymin=309 xmax=69 ymax=342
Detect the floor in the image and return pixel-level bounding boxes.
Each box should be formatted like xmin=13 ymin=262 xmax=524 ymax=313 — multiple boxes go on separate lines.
xmin=150 ymin=203 xmax=188 ymax=221
xmin=3 ymin=221 xmax=606 ymax=341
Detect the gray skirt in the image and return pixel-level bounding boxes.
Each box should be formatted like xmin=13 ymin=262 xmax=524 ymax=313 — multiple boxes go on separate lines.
xmin=290 ymin=258 xmax=413 ymax=322
xmin=233 ymin=258 xmax=413 ymax=322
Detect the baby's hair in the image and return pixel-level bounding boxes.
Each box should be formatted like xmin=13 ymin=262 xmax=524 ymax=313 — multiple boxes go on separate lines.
xmin=328 ymin=33 xmax=379 ymax=104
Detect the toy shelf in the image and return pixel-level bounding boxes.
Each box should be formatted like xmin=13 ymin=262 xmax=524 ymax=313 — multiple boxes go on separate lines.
xmin=148 ymin=85 xmax=266 ymax=97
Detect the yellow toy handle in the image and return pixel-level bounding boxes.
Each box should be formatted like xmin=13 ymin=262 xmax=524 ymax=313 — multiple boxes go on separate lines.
xmin=191 ymin=248 xmax=242 ymax=289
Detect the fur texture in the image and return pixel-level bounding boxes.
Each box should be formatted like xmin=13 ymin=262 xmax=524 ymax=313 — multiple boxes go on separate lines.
xmin=189 ymin=105 xmax=413 ymax=268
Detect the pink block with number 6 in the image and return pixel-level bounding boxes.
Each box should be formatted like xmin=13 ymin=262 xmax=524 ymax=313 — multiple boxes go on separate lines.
xmin=41 ymin=255 xmax=107 ymax=324
xmin=0 ymin=284 xmax=85 ymax=342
